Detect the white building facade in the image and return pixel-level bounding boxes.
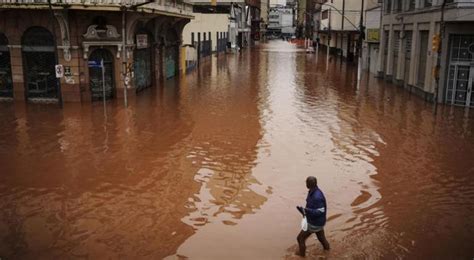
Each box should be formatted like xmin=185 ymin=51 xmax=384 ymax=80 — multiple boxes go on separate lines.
xmin=267 ymin=5 xmax=295 ymax=37
xmin=362 ymin=2 xmax=382 ymax=74
xmin=317 ymin=0 xmax=363 ymax=61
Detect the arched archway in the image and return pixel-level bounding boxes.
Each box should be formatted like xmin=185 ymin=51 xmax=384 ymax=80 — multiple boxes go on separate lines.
xmin=0 ymin=33 xmax=13 ymax=97
xmin=22 ymin=27 xmax=58 ymax=100
xmin=88 ymin=49 xmax=115 ymax=100
xmin=134 ymin=27 xmax=153 ymax=92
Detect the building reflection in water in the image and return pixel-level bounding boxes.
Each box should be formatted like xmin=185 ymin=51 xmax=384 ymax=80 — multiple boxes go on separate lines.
xmin=178 ymin=53 xmax=268 ymax=228
xmin=0 ymin=51 xmax=269 ymax=259
xmin=0 ymin=95 xmax=201 ymax=258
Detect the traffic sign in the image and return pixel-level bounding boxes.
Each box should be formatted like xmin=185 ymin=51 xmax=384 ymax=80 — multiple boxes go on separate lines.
xmin=88 ymin=60 xmax=102 ymax=68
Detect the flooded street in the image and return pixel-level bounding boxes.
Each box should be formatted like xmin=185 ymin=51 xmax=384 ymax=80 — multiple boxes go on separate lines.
xmin=1 ymin=41 xmax=473 ymax=259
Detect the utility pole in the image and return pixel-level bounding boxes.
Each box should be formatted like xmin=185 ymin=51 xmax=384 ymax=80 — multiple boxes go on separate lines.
xmin=434 ymin=0 xmax=447 ymax=115
xmin=357 ymin=0 xmax=365 ymax=82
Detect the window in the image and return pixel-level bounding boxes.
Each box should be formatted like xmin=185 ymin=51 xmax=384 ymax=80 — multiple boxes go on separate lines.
xmin=322 ymin=10 xmax=328 ymax=19
xmin=394 ymin=0 xmax=402 ymax=12
xmin=385 ymin=0 xmax=392 ymax=14
xmin=424 ymin=0 xmax=432 ymax=7
xmin=408 ymin=0 xmax=415 ymax=10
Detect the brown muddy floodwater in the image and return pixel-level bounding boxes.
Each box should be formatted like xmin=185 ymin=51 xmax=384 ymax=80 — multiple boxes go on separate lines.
xmin=1 ymin=41 xmax=474 ymax=259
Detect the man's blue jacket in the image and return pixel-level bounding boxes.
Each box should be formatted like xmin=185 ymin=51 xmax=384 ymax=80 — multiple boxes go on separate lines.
xmin=305 ymin=188 xmax=327 ymax=226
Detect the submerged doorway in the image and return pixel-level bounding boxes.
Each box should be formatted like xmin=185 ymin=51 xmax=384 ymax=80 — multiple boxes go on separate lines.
xmin=88 ymin=49 xmax=115 ymax=101
xmin=445 ymin=34 xmax=474 ymax=107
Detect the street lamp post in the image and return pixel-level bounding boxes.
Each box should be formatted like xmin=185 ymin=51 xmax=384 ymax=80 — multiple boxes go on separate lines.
xmin=433 ymin=0 xmax=447 ymax=115
xmin=47 ymin=0 xmax=63 ymax=108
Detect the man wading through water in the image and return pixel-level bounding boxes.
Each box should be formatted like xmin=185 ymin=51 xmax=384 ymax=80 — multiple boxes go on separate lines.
xmin=296 ymin=176 xmax=330 ymax=256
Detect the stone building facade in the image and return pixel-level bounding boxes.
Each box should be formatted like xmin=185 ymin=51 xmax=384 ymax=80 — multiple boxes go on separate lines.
xmin=0 ymin=0 xmax=193 ymax=103
xmin=378 ymin=0 xmax=474 ymax=107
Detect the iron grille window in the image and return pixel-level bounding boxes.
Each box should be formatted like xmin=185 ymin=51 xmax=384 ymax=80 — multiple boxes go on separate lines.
xmin=449 ymin=35 xmax=474 ymax=63
xmin=446 ymin=35 xmax=474 ymax=107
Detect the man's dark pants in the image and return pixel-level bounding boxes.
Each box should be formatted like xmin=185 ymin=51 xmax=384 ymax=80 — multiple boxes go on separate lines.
xmin=297 ymin=229 xmax=330 ymax=256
